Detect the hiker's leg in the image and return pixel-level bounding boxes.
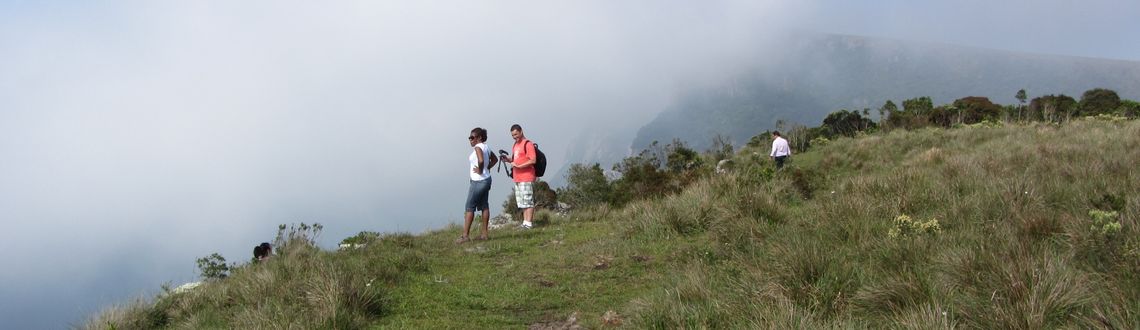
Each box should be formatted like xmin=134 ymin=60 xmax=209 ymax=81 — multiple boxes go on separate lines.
xmin=480 ymin=209 xmax=490 ymax=238
xmin=515 ymin=181 xmax=536 ymax=227
xmin=463 ymin=180 xmax=481 ymax=238
xmin=463 ymin=211 xmax=475 ymax=237
xmin=471 ymin=178 xmax=491 ymax=238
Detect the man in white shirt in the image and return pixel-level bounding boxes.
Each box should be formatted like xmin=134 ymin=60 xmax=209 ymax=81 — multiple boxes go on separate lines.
xmin=770 ymin=131 xmax=791 ymax=169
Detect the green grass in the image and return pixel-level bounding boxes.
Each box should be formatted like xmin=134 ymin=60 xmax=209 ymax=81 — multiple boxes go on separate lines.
xmin=87 ymin=118 xmax=1140 ymax=329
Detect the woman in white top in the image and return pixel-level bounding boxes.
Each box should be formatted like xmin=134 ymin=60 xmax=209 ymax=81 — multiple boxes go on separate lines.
xmin=459 ymin=127 xmax=494 ymax=243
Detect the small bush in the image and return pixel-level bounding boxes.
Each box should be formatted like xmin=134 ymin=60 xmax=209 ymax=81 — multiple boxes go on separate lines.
xmin=557 ymin=163 xmax=614 ymax=207
xmin=660 ymin=195 xmax=715 ymax=236
xmin=1089 ymin=210 xmax=1122 ymax=236
xmin=810 ymin=136 xmax=830 ymax=148
xmin=275 ymin=222 xmax=323 ymax=256
xmin=1090 ymin=113 xmax=1130 ymax=123
xmin=502 ymin=180 xmax=558 ymax=217
xmin=887 ymin=215 xmax=942 ymax=239
xmin=533 ymin=209 xmax=555 ymax=224
xmin=196 ymin=253 xmax=230 ymax=280
xmin=340 ymin=231 xmax=382 ymax=246
xmin=966 ymin=119 xmax=1003 ymax=128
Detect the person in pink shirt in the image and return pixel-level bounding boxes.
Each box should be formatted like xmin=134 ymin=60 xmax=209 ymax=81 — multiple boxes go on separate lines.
xmin=500 ymin=124 xmax=538 ymax=228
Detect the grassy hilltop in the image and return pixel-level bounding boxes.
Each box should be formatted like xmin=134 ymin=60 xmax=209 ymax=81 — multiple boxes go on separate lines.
xmin=89 ymin=118 xmax=1139 ymax=329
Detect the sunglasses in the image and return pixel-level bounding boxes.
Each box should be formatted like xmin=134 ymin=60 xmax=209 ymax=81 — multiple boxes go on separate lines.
xmin=468 ymin=136 xmax=476 ymax=141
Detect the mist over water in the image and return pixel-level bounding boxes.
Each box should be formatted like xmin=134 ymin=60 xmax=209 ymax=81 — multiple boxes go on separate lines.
xmin=1 ymin=1 xmax=1137 ymax=328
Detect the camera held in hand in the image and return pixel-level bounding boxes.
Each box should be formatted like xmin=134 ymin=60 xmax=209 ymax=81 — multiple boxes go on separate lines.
xmin=498 ymin=149 xmax=513 ymax=178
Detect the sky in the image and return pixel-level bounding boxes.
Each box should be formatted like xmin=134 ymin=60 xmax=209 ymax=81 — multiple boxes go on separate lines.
xmin=1 ymin=1 xmax=1137 ymax=328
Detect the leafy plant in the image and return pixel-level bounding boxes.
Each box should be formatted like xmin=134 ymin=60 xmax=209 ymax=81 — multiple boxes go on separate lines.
xmin=195 ymin=253 xmax=229 ymax=279
xmin=810 ymin=135 xmax=830 ymax=148
xmin=822 ymin=109 xmax=877 ymax=137
xmin=341 ymin=231 xmax=382 ymax=246
xmin=887 ymin=215 xmax=942 ymax=238
xmin=275 ymin=222 xmax=323 ymax=255
xmin=557 ymin=163 xmax=614 ymax=208
xmin=502 ymin=180 xmax=558 ymax=218
xmin=1089 ymin=210 xmax=1122 ymax=237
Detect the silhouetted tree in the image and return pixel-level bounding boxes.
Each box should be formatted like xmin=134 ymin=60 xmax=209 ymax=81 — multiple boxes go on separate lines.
xmin=1015 ymin=89 xmax=1028 ymax=121
xmin=927 ymin=105 xmax=955 ymax=127
xmin=880 ymin=100 xmax=898 ymax=119
xmin=879 ymin=100 xmax=898 ymax=129
xmin=952 ymin=96 xmax=1002 ymax=124
xmin=903 ymin=96 xmax=934 ymax=115
xmin=1079 ymin=88 xmax=1122 ymax=116
xmin=786 ymin=124 xmax=818 ymax=152
xmin=822 ymin=109 xmax=877 ymax=137
xmin=558 ymin=163 xmax=613 ymax=207
xmin=610 ymin=141 xmax=673 ymax=205
xmin=1120 ymin=100 xmax=1140 ymax=118
xmin=1029 ymin=94 xmax=1077 ymax=122
xmin=707 ymin=134 xmax=734 ymax=162
xmin=665 ymin=139 xmax=701 ymax=173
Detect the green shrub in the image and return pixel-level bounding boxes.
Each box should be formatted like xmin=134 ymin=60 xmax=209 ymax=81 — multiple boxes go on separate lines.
xmin=609 ymin=139 xmax=708 ymax=206
xmin=340 ymin=231 xmax=381 ymax=246
xmin=556 ymin=163 xmax=614 ymax=207
xmin=502 ymin=180 xmax=557 ymax=217
xmin=822 ymin=109 xmax=877 ymax=137
xmin=1118 ymin=100 xmax=1140 ymax=118
xmin=1089 ymin=210 xmax=1122 ymax=236
xmin=196 ymin=253 xmax=230 ymax=280
xmin=274 ymin=222 xmax=323 ymax=256
xmin=746 ymin=131 xmax=773 ymax=149
xmin=809 ymin=135 xmax=830 ymax=148
xmin=665 ymin=139 xmax=703 ymax=172
xmin=887 ymin=215 xmax=942 ymax=239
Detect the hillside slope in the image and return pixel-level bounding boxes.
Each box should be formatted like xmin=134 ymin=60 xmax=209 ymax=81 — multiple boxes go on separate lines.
xmin=90 ymin=118 xmax=1139 ymax=329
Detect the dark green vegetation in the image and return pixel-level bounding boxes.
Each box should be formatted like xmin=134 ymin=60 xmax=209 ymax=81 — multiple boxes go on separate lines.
xmin=89 ymin=115 xmax=1139 ymax=328
xmin=566 ymin=88 xmax=1139 ymax=212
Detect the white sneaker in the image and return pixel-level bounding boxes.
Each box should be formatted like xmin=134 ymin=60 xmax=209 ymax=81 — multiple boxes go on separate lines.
xmin=521 ymin=222 xmax=533 ymax=229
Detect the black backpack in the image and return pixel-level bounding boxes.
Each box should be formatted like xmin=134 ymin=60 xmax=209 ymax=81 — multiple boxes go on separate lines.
xmin=501 ymin=140 xmax=547 ymax=178
xmin=530 ymin=141 xmax=547 ymax=177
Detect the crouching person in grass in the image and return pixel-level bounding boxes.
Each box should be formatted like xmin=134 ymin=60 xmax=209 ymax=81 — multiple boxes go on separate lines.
xmin=459 ymin=127 xmax=495 ymax=244
xmin=253 ymin=242 xmax=272 ymax=262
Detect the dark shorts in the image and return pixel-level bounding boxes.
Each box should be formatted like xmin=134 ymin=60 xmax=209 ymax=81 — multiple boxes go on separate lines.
xmin=775 ymin=155 xmax=788 ymax=169
xmin=465 ymin=177 xmax=492 ymax=212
